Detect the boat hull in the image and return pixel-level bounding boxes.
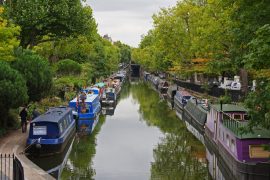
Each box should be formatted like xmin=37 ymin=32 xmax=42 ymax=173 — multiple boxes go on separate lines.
xmin=205 ymin=127 xmax=270 ymax=180
xmin=26 ymin=124 xmax=76 ymax=156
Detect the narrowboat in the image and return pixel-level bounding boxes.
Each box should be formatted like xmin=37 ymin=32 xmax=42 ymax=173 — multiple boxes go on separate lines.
xmin=183 ymin=98 xmax=208 ymax=144
xmin=166 ymin=84 xmax=177 ymax=109
xmin=113 ymin=71 xmax=126 ymax=84
xmin=26 ymin=107 xmax=76 ymax=155
xmin=69 ymin=93 xmax=101 ymax=134
xmin=101 ymin=87 xmax=119 ymax=106
xmin=205 ymin=104 xmax=270 ymax=180
xmin=174 ymin=89 xmax=192 ymax=120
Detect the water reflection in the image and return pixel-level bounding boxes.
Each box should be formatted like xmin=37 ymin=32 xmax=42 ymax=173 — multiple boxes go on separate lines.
xmin=61 ymin=116 xmax=106 ymax=179
xmin=130 ymin=83 xmax=208 ymax=179
xmin=61 ymin=81 xmax=208 ymax=179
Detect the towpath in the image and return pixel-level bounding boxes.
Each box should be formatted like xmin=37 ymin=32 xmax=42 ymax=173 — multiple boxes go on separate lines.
xmin=0 ymin=127 xmax=54 ymax=180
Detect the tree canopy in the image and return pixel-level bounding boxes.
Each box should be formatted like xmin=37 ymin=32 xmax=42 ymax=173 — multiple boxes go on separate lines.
xmin=5 ymin=0 xmax=96 ymax=48
xmin=0 ymin=7 xmax=20 ymax=61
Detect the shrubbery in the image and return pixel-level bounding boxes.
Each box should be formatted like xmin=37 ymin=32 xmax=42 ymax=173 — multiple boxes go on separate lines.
xmin=12 ymin=50 xmax=53 ymax=101
xmin=56 ymin=59 xmax=82 ymax=76
xmin=0 ymin=61 xmax=28 ymax=128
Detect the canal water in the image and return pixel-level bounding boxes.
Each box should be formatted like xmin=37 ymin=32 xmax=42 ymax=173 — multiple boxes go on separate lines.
xmin=30 ymin=81 xmax=209 ymax=179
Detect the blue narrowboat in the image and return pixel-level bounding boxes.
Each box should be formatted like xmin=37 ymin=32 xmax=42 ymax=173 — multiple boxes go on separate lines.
xmin=26 ymin=107 xmax=76 ymax=155
xmin=174 ymin=89 xmax=192 ymax=120
xmin=69 ymin=93 xmax=101 ymax=134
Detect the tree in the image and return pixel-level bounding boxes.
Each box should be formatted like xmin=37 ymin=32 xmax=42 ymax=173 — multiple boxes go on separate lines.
xmin=12 ymin=50 xmax=53 ymax=101
xmin=5 ymin=0 xmax=96 ymax=48
xmin=114 ymin=41 xmax=132 ymax=63
xmin=56 ymin=59 xmax=82 ymax=76
xmin=0 ymin=61 xmax=28 ymax=128
xmin=243 ymin=24 xmax=270 ymax=130
xmin=0 ymin=6 xmax=20 ymax=61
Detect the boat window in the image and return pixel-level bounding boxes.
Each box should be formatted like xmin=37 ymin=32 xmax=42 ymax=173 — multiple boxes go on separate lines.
xmin=249 ymin=145 xmax=270 ymax=158
xmin=233 ymin=114 xmax=242 ymax=120
xmin=231 ymin=139 xmax=235 ymax=153
xmin=59 ymin=122 xmax=63 ymax=134
xmin=63 ymin=119 xmax=67 ymax=129
xmin=226 ymin=134 xmax=230 ymax=147
xmin=184 ymin=96 xmax=191 ymax=100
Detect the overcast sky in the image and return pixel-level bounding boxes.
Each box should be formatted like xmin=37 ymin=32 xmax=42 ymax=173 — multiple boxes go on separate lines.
xmin=86 ymin=0 xmax=178 ymax=47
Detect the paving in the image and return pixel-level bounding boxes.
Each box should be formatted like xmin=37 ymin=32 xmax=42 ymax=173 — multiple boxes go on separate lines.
xmin=0 ymin=126 xmax=54 ymax=180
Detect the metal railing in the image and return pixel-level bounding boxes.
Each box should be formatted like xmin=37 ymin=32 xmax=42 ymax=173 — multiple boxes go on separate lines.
xmin=0 ymin=154 xmax=24 ymax=180
xmin=222 ymin=114 xmax=247 ymax=135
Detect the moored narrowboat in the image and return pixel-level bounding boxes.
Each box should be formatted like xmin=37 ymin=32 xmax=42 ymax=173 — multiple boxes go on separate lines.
xmin=26 ymin=107 xmax=76 ymax=155
xmin=69 ymin=93 xmax=101 ymax=134
xmin=183 ymin=98 xmax=208 ymax=144
xmin=205 ymin=104 xmax=270 ymax=180
xmin=174 ymin=89 xmax=192 ymax=120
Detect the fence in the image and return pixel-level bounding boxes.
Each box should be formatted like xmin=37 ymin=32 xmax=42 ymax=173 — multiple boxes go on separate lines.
xmin=0 ymin=154 xmax=24 ymax=180
xmin=174 ymin=80 xmax=244 ymax=102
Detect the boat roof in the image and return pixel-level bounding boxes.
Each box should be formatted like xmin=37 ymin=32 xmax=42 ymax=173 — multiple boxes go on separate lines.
xmin=211 ymin=104 xmax=247 ymax=112
xmin=70 ymin=94 xmax=99 ymax=103
xmin=31 ymin=107 xmax=71 ymax=123
xmin=94 ymin=82 xmax=105 ymax=87
xmin=176 ymin=90 xmax=191 ymax=96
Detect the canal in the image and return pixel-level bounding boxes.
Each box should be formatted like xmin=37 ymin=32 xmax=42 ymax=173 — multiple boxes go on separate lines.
xmin=30 ymin=81 xmax=209 ymax=179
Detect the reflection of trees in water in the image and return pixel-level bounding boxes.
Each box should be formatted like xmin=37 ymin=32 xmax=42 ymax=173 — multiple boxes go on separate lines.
xmin=151 ymin=133 xmax=208 ymax=180
xmin=61 ymin=116 xmax=106 ymax=180
xmin=119 ymin=81 xmax=131 ymax=100
xmin=131 ymin=82 xmax=208 ymax=179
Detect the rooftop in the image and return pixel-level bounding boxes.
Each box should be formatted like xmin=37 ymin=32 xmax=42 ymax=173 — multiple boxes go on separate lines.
xmin=32 ymin=107 xmax=71 ymax=123
xmin=211 ymin=104 xmax=247 ymax=112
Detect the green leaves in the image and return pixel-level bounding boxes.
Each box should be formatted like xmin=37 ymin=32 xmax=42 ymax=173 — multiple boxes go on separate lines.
xmin=6 ymin=0 xmax=97 ymax=48
xmin=12 ymin=50 xmax=53 ymax=101
xmin=0 ymin=7 xmax=20 ymax=61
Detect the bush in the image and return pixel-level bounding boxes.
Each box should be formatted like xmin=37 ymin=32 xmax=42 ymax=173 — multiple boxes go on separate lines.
xmin=56 ymin=59 xmax=82 ymax=76
xmin=0 ymin=61 xmax=28 ymax=128
xmin=12 ymin=50 xmax=53 ymax=101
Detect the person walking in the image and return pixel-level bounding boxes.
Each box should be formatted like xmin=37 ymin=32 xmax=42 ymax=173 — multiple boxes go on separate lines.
xmin=19 ymin=106 xmax=28 ymax=133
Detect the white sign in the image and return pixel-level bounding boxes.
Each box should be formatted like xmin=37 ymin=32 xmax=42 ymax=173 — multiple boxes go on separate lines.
xmin=33 ymin=126 xmax=47 ymax=135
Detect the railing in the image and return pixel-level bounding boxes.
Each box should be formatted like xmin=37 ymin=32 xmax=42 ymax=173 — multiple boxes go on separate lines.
xmin=222 ymin=114 xmax=247 ymax=136
xmin=0 ymin=154 xmax=24 ymax=180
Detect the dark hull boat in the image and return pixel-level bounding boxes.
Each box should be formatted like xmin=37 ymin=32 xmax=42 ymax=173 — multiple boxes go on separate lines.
xmin=183 ymin=99 xmax=208 ymax=144
xmin=174 ymin=89 xmax=191 ymax=120
xmin=26 ymin=107 xmax=76 ymax=156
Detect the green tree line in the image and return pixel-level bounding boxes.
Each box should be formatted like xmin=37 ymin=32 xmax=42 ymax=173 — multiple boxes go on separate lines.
xmin=132 ymin=0 xmax=270 ymax=129
xmin=0 ymin=1 xmax=131 ymax=133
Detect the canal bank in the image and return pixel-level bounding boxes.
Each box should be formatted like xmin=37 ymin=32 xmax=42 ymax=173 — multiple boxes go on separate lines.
xmin=0 ymin=127 xmax=54 ymax=180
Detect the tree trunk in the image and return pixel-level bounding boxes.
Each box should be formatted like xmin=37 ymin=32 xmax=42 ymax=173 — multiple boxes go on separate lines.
xmin=240 ymin=68 xmax=248 ymax=95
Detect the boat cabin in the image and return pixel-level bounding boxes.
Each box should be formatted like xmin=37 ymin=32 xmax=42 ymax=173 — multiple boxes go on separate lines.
xmin=205 ymin=104 xmax=270 ymax=163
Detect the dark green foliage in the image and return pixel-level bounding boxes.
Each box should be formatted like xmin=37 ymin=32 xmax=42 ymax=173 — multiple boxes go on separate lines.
xmin=244 ymin=24 xmax=270 ymax=70
xmin=12 ymin=50 xmax=53 ymax=102
xmin=0 ymin=61 xmax=28 ymax=128
xmin=56 ymin=59 xmax=82 ymax=76
xmin=244 ymin=79 xmax=270 ymax=130
xmin=5 ymin=0 xmax=96 ymax=48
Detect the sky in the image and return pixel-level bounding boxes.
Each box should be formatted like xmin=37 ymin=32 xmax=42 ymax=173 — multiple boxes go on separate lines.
xmin=86 ymin=0 xmax=178 ymax=47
